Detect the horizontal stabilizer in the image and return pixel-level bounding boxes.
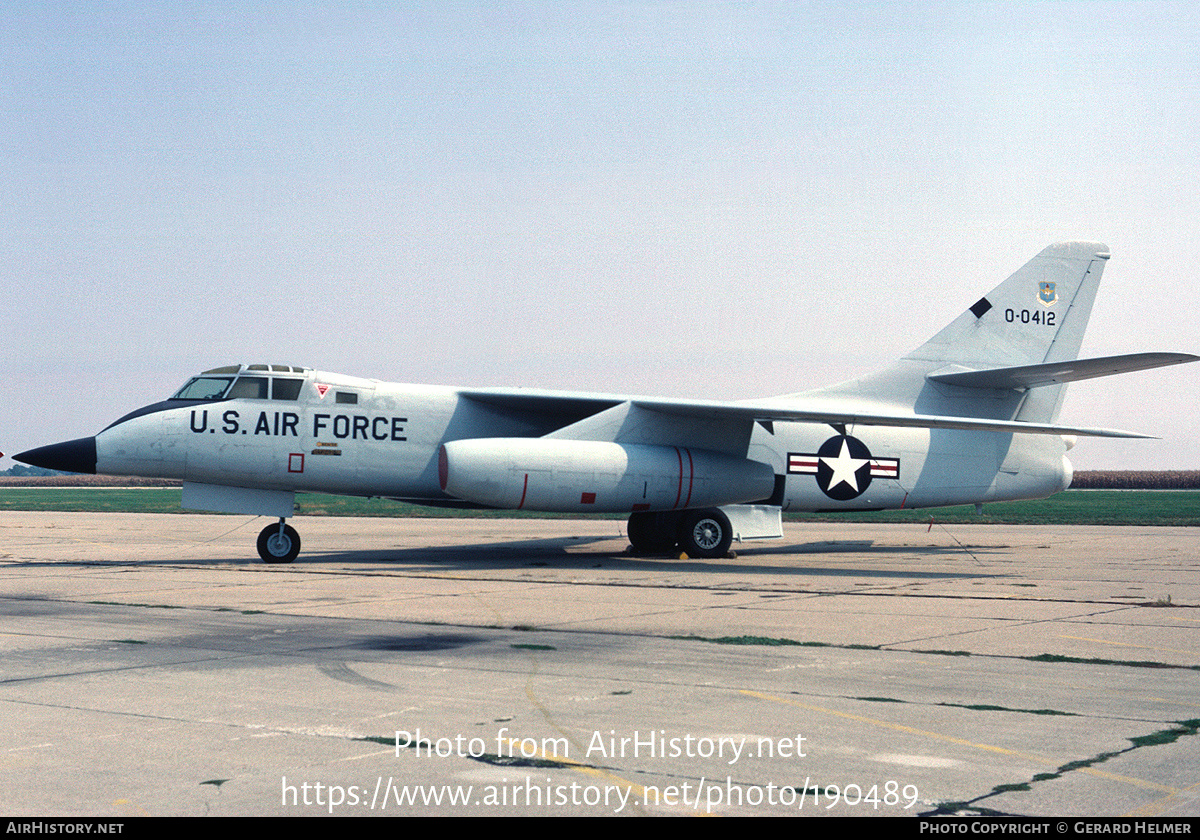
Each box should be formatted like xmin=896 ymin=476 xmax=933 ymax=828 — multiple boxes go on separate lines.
xmin=927 ymin=352 xmax=1199 ymax=390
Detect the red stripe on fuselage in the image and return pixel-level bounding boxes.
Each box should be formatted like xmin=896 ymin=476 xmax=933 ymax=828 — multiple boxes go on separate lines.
xmin=674 ymin=447 xmax=683 ymax=508
xmin=683 ymin=447 xmax=694 ymax=508
xmin=672 ymin=446 xmax=695 ymax=509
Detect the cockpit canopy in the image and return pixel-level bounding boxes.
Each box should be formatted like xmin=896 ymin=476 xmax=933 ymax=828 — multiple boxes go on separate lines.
xmin=171 ymin=364 xmax=311 ymax=401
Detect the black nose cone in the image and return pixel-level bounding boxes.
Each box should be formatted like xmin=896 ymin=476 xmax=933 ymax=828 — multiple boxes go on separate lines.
xmin=14 ymin=437 xmax=97 ymax=474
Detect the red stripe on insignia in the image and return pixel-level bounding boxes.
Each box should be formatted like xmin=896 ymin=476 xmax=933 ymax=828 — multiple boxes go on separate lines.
xmin=788 ymin=454 xmax=818 ymax=473
xmin=870 ymin=459 xmax=899 ymax=478
xmin=518 ymin=473 xmax=528 ymax=509
xmin=581 ymin=492 xmax=596 ymax=504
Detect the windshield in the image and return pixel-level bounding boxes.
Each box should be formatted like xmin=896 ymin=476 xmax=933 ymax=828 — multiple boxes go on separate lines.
xmin=171 ymin=376 xmax=234 ymax=400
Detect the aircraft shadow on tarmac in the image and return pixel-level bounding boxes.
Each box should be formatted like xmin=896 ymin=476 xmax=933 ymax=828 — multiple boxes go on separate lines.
xmin=295 ymin=534 xmax=1002 ymax=581
xmin=4 ymin=529 xmax=1004 ymax=580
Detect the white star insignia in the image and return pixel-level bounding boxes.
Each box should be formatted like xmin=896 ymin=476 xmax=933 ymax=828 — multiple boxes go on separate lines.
xmin=822 ymin=439 xmax=867 ymax=493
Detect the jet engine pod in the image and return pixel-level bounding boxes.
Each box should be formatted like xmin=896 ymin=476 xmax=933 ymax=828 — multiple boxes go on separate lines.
xmin=439 ymin=438 xmax=775 ymax=513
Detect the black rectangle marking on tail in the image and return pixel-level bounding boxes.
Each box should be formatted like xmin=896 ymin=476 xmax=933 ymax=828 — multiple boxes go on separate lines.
xmin=969 ymin=297 xmax=993 ymax=318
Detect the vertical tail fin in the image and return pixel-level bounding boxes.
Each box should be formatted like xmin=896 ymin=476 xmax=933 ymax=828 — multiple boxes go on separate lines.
xmin=802 ymin=242 xmax=1110 ymax=423
xmin=907 ymin=241 xmax=1109 ymax=422
xmin=906 ymin=241 xmax=1108 ymax=370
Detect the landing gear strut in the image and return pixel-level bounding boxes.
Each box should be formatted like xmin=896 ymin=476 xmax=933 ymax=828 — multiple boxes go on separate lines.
xmin=257 ymin=519 xmax=300 ymax=563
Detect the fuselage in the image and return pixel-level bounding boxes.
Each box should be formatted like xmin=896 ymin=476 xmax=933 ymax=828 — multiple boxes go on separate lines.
xmin=26 ymin=364 xmax=1072 ymax=514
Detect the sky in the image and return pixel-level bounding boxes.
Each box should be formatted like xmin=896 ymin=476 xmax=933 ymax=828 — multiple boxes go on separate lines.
xmin=3 ymin=1 xmax=1198 ymax=471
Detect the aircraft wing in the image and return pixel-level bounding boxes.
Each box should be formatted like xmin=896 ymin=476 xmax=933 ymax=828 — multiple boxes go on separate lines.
xmin=926 ymin=352 xmax=1199 ymax=389
xmin=629 ymin=397 xmax=1155 ymax=439
xmin=459 ymin=388 xmax=1155 ymax=441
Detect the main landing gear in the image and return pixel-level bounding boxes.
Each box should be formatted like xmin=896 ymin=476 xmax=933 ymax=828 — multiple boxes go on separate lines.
xmin=257 ymin=518 xmax=301 ymax=563
xmin=626 ymin=508 xmax=733 ymax=559
xmin=255 ymin=511 xmax=732 ymax=563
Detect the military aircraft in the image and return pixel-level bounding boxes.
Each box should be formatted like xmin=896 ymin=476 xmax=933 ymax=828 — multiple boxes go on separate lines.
xmin=15 ymin=242 xmax=1196 ymax=563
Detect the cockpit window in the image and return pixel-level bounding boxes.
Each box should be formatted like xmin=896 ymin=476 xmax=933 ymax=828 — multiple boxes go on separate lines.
xmin=227 ymin=376 xmax=269 ymax=399
xmin=272 ymin=378 xmax=303 ymax=400
xmin=171 ymin=368 xmax=311 ymax=401
xmin=172 ymin=376 xmax=234 ymax=400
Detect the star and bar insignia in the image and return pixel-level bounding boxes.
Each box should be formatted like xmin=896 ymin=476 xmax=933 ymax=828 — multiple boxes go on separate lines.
xmin=788 ymin=435 xmax=900 ymax=501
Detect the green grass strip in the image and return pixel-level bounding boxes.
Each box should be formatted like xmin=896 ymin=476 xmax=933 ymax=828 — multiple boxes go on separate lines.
xmin=2 ymin=488 xmax=1198 ymax=526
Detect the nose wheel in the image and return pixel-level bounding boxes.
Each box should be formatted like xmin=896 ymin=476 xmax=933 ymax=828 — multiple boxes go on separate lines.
xmin=257 ymin=520 xmax=300 ymax=563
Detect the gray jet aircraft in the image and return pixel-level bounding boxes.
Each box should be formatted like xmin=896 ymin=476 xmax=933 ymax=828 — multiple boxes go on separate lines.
xmin=16 ymin=242 xmax=1196 ymax=563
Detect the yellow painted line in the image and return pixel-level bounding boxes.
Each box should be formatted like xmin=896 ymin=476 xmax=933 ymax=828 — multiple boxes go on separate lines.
xmin=741 ymin=690 xmax=1178 ymax=794
xmin=1058 ymin=634 xmax=1198 ymax=658
xmin=1122 ymin=778 xmax=1200 ymax=818
xmin=1069 ymin=767 xmax=1178 ymax=792
xmin=1144 ymin=696 xmax=1200 ymax=711
xmin=495 ymin=733 xmax=720 ymax=816
xmin=111 ymin=799 xmax=150 ymax=816
xmin=518 ymin=653 xmax=655 ymax=816
xmin=741 ymin=690 xmax=1043 ymax=759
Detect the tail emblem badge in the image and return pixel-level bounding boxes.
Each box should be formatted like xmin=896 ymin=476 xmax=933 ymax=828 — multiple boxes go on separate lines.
xmin=1038 ymin=281 xmax=1058 ymax=306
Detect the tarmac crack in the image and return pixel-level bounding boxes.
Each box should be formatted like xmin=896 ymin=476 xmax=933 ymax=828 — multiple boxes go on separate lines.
xmin=883 ymin=604 xmax=1138 ymax=648
xmin=921 ymin=719 xmax=1199 ymax=816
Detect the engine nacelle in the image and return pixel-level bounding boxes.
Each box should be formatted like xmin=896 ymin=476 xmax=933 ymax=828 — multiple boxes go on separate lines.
xmin=439 ymin=438 xmax=776 ymax=513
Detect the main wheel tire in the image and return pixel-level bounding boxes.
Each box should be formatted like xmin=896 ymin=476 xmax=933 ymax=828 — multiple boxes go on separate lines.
xmin=677 ymin=508 xmax=732 ymax=559
xmin=627 ymin=511 xmax=681 ymax=555
xmin=257 ymin=523 xmax=301 ymax=563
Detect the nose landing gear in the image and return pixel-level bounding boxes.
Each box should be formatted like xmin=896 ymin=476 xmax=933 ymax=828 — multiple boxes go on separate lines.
xmin=257 ymin=519 xmax=301 ymax=563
